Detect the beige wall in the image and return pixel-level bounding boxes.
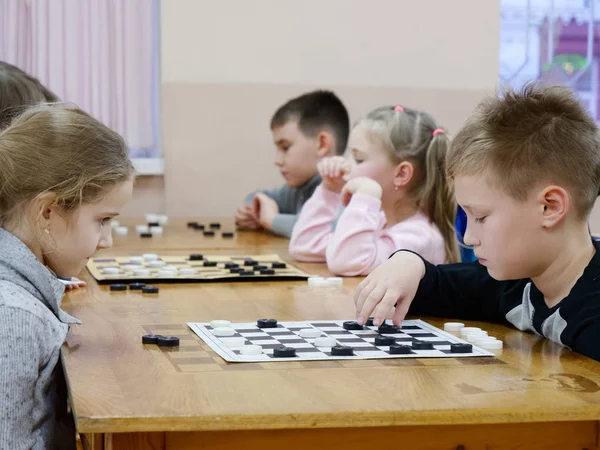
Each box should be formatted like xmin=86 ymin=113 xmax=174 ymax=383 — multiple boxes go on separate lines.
xmin=127 ymin=0 xmax=503 ymax=217
xmin=161 ymin=0 xmax=499 ymax=90
xmin=120 ymin=175 xmax=165 ymax=218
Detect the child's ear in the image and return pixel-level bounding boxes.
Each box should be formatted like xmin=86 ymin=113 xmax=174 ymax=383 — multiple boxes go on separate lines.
xmin=31 ymin=192 xmax=59 ymax=223
xmin=539 ymin=185 xmax=569 ymax=229
xmin=393 ymin=161 xmax=415 ymax=189
xmin=316 ymin=131 xmax=335 ymax=158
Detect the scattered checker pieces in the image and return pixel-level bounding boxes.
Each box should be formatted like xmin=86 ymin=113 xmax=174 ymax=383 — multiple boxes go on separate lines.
xmin=131 ymin=218 xmax=236 ymax=239
xmin=187 ymin=319 xmax=494 ymax=363
xmin=186 ymin=221 xmax=235 ymax=238
xmin=87 ymin=253 xmax=311 ymax=284
xmin=142 ymin=286 xmax=159 ymax=294
xmin=142 ymin=334 xmax=179 ymax=347
xmin=109 ymin=282 xmax=160 ymax=293
xmin=109 ymin=284 xmax=127 ymax=292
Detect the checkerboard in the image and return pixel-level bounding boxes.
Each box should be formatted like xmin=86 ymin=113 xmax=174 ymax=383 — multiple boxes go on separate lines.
xmin=87 ymin=253 xmax=310 ymax=283
xmin=187 ymin=319 xmax=494 ymax=362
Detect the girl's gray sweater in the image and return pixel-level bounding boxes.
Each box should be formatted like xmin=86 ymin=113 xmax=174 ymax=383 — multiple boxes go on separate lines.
xmin=0 ymin=228 xmax=80 ymax=450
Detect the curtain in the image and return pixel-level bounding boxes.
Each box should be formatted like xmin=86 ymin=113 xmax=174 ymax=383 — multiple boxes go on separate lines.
xmin=0 ymin=0 xmax=159 ymax=156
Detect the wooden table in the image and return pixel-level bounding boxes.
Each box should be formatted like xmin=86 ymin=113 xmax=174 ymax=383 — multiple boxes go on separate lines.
xmin=63 ymin=220 xmax=600 ymax=450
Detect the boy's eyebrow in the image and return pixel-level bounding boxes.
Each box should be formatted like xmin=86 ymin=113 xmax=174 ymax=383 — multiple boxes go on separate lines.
xmin=275 ymin=139 xmax=290 ymax=146
xmin=99 ymin=212 xmax=120 ymax=217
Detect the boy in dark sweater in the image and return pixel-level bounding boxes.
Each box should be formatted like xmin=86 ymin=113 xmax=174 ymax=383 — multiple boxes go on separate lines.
xmin=354 ymin=84 xmax=600 ymax=362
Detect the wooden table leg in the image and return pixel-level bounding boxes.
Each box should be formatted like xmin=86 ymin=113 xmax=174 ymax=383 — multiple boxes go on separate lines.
xmin=103 ymin=432 xmax=165 ymax=450
xmin=80 ymin=433 xmax=104 ymax=450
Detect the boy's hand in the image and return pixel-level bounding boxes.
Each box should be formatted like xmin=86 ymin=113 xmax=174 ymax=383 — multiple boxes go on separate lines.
xmin=341 ymin=177 xmax=382 ymax=206
xmin=354 ymin=251 xmax=426 ymax=327
xmin=253 ymin=193 xmax=279 ymax=231
xmin=317 ymin=156 xmax=351 ymax=193
xmin=235 ymin=204 xmax=262 ymax=230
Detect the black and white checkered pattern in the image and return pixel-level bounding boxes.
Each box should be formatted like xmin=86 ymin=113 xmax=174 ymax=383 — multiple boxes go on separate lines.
xmin=87 ymin=254 xmax=310 ymax=283
xmin=188 ymin=320 xmax=494 ymax=363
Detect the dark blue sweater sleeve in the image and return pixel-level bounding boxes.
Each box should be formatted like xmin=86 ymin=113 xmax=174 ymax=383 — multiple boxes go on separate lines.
xmin=403 ymin=252 xmax=521 ymax=323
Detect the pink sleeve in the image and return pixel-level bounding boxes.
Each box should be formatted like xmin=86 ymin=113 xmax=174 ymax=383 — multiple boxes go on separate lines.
xmin=325 ymin=193 xmax=395 ymax=276
xmin=289 ymin=185 xmax=341 ymax=262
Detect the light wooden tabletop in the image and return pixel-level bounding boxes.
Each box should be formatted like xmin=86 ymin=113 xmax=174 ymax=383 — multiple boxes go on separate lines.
xmin=62 ymin=219 xmax=600 ymax=450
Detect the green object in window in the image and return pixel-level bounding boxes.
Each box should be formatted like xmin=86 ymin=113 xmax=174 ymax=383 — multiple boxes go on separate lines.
xmin=543 ymin=54 xmax=588 ymax=73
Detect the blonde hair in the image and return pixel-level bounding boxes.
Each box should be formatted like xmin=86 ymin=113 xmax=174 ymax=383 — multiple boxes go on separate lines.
xmin=357 ymin=106 xmax=459 ymax=263
xmin=0 ymin=61 xmax=58 ymax=130
xmin=0 ymin=104 xmax=134 ymax=229
xmin=448 ymin=83 xmax=600 ymax=220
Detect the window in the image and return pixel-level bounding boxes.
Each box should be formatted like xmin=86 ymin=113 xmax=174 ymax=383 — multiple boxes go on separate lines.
xmin=500 ymin=0 xmax=599 ymax=120
xmin=0 ymin=0 xmax=162 ymax=174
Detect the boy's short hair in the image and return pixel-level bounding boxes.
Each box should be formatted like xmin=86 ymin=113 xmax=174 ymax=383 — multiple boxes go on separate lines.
xmin=0 ymin=61 xmax=58 ymax=129
xmin=447 ymin=83 xmax=600 ymax=219
xmin=271 ymin=90 xmax=350 ymax=155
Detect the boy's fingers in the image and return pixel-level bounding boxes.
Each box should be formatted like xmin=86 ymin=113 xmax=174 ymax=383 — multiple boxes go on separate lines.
xmin=392 ymin=298 xmax=411 ymax=327
xmin=357 ymin=284 xmax=386 ymax=325
xmin=375 ymin=290 xmax=402 ymax=326
xmin=354 ymin=278 xmax=374 ymax=313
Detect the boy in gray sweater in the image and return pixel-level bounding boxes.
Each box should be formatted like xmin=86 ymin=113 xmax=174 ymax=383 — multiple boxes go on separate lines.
xmin=0 ymin=105 xmax=133 ymax=449
xmin=236 ymin=90 xmax=350 ymax=238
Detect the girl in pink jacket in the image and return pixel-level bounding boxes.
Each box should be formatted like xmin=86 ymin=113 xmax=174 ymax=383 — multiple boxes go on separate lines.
xmin=289 ymin=105 xmax=460 ymax=276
